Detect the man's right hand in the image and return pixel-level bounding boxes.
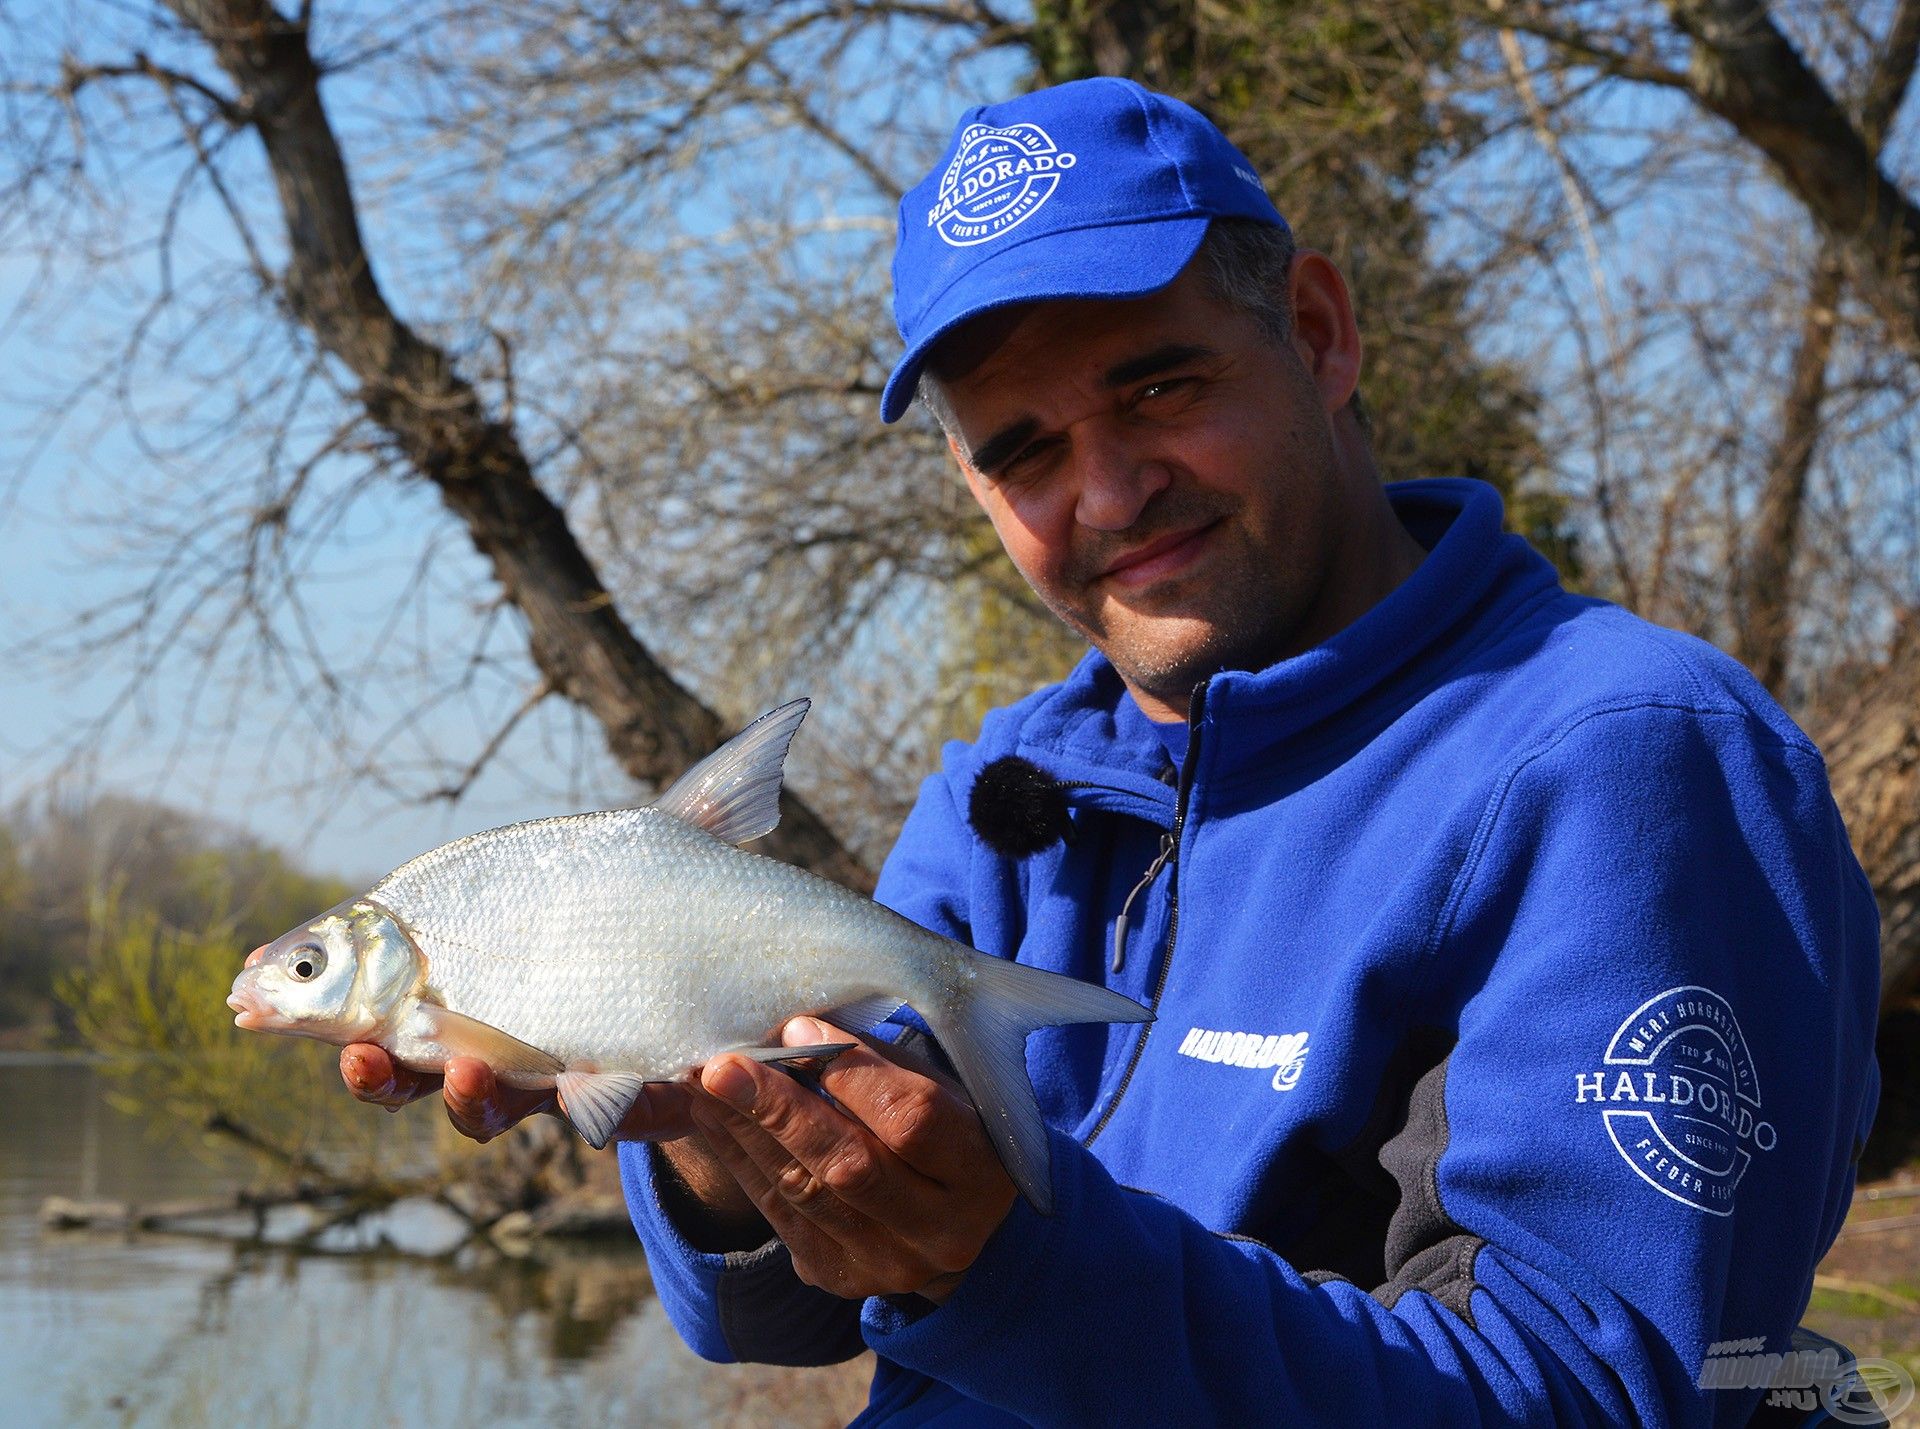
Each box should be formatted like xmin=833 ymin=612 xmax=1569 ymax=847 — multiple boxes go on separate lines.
xmin=338 ymin=1043 xmax=772 ymax=1250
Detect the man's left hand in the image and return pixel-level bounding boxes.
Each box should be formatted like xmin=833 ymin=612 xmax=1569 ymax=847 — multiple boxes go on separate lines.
xmin=689 ymin=1016 xmax=1018 ymax=1304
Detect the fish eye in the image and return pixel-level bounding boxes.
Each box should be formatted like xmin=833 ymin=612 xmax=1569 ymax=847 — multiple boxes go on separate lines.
xmin=287 ymin=945 xmax=326 ymax=981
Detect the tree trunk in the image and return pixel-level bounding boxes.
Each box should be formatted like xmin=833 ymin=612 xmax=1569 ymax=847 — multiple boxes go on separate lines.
xmin=1816 ymin=623 xmax=1920 ymax=1010
xmin=1030 ymin=0 xmax=1195 ymax=86
xmin=1734 ymin=248 xmax=1844 ymax=694
xmin=162 ymin=0 xmax=869 ymax=889
xmin=1659 ymin=0 xmax=1920 ymax=363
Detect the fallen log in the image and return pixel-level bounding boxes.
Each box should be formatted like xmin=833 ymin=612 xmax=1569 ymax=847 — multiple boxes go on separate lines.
xmin=41 ymin=1182 xmax=632 ymax=1246
xmin=41 ymin=1180 xmax=411 ymax=1237
xmin=40 ymin=1194 xmax=246 ymax=1231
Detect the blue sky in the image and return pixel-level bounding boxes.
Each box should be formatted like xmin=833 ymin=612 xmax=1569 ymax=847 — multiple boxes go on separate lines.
xmin=0 ymin=238 xmax=626 ymax=883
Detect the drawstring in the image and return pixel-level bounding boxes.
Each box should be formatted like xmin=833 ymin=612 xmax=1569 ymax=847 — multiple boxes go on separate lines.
xmin=1112 ymin=831 xmax=1175 ymax=973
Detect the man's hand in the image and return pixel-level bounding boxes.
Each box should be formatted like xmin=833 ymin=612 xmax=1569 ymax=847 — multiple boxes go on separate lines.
xmin=339 ymin=1043 xmax=697 ymax=1143
xmin=338 ymin=1043 xmax=770 ymax=1248
xmin=688 ymin=1016 xmax=1018 ymax=1305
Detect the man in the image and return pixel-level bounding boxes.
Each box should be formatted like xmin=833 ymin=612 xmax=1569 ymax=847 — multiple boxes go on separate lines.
xmin=343 ymin=79 xmax=1882 ymax=1425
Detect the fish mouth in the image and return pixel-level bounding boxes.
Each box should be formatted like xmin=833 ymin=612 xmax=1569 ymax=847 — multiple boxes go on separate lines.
xmin=226 ymin=979 xmax=281 ymax=1031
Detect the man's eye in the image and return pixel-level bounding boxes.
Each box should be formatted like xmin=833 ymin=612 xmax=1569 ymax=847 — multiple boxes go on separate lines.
xmin=1138 ymin=377 xmax=1196 ymax=403
xmin=997 ymin=441 xmax=1056 ymax=481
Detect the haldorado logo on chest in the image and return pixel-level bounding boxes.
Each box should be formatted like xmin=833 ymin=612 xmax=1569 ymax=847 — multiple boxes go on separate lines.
xmin=1177 ymin=1026 xmax=1311 ymax=1092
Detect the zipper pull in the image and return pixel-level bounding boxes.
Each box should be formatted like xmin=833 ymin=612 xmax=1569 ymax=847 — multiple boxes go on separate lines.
xmin=1113 ymin=831 xmax=1175 ymax=973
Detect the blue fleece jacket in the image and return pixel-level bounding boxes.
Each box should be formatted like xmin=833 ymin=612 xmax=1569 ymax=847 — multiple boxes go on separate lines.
xmin=620 ymin=478 xmax=1881 ymax=1427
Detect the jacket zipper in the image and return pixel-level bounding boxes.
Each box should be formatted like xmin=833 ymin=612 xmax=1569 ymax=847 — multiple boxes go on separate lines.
xmin=1085 ymin=684 xmax=1206 ymax=1147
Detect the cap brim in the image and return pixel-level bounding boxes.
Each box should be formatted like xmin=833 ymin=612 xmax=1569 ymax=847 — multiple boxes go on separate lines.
xmin=880 ymin=214 xmax=1212 ymax=424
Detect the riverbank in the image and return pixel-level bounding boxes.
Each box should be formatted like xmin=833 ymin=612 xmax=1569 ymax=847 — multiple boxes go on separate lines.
xmin=5 ymin=1058 xmax=872 ymax=1427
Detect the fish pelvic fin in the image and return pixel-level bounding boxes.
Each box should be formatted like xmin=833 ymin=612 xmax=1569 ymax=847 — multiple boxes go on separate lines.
xmin=654 ymin=698 xmax=810 ymax=846
xmin=555 ymin=1070 xmax=649 ymax=1150
xmin=928 ymin=955 xmax=1151 ymax=1216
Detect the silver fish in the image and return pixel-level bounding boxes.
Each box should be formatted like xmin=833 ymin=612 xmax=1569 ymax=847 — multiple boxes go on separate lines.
xmin=228 ymin=699 xmax=1150 ymax=1211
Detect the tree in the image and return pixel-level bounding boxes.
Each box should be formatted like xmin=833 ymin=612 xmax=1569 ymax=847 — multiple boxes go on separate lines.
xmin=1451 ymin=2 xmax=1920 ymax=1001
xmin=1486 ymin=1 xmax=1920 ymax=359
xmin=3 ymin=0 xmax=1916 ymax=1013
xmin=16 ymin=0 xmax=876 ymax=885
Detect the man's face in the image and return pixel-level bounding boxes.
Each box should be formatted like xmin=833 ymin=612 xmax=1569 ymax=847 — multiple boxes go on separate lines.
xmin=929 ymin=259 xmax=1352 ymax=713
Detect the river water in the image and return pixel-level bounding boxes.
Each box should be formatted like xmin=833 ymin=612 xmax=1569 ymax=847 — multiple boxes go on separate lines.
xmin=0 ymin=1055 xmax=871 ymax=1427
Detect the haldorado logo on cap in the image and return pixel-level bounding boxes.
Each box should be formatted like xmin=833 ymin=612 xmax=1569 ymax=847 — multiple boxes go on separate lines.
xmin=928 ymin=122 xmax=1078 ymax=248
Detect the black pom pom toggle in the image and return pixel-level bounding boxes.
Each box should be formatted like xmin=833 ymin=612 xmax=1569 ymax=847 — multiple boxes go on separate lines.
xmin=968 ymin=756 xmax=1076 ymax=858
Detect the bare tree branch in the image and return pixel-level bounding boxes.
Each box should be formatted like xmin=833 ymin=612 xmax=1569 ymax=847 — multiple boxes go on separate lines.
xmin=1736 ymin=248 xmax=1845 ymax=691
xmin=1478 ymin=2 xmax=1693 ymax=88
xmin=1655 ymin=0 xmax=1920 ymax=359
xmin=59 ymin=50 xmax=248 ymax=124
xmin=151 ymin=0 xmax=869 ymax=885
xmin=1733 ymin=0 xmax=1920 ymax=691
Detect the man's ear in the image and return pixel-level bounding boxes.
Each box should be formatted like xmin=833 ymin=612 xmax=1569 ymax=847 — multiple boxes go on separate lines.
xmin=1287 ymin=251 xmax=1362 ymax=414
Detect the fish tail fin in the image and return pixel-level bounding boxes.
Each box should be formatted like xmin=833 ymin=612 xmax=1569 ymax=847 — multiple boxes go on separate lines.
xmin=925 ymin=953 xmax=1150 ymax=1215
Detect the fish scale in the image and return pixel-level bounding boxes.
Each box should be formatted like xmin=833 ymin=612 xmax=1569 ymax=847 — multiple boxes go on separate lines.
xmin=373 ymin=808 xmax=927 ymax=1078
xmin=227 ymin=698 xmax=1151 ymax=1212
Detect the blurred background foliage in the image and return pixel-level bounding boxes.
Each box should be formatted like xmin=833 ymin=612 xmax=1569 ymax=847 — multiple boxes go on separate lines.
xmin=0 ymin=796 xmax=413 ymax=1175
xmin=0 ymin=797 xmax=344 ymax=1045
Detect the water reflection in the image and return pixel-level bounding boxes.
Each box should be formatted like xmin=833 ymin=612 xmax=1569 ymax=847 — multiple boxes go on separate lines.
xmin=1 ymin=1056 xmax=872 ymax=1427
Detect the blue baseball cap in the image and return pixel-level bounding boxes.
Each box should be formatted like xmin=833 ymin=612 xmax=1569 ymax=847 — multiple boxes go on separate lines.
xmin=881 ymin=77 xmax=1287 ymax=423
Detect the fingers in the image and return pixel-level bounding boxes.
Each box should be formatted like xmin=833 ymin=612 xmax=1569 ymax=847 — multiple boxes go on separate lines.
xmin=785 ymin=1019 xmax=980 ymax=1180
xmin=612 ymin=1079 xmax=701 ymax=1143
xmin=442 ymin=1056 xmax=555 ymax=1143
xmin=687 ymin=1073 xmax=903 ymax=1296
xmin=343 ymin=1043 xmax=699 ymax=1148
xmin=686 ymin=1094 xmax=884 ymax=1291
xmin=687 ymin=1027 xmax=1016 ymax=1298
xmin=340 ymin=1044 xmax=439 ymax=1109
xmin=697 ymin=1043 xmax=932 ymax=1224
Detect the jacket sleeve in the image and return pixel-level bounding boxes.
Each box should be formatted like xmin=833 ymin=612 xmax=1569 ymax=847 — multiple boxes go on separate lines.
xmin=861 ymin=703 xmax=1882 ymax=1426
xmin=617 ymin=752 xmax=978 ymax=1364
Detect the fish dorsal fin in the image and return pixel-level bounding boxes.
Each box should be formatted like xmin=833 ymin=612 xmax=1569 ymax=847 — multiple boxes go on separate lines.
xmin=654 ymin=698 xmax=810 ymax=846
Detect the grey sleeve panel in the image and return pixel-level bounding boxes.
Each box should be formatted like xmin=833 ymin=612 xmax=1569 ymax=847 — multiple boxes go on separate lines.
xmin=716 ymin=1239 xmax=869 ymax=1366
xmin=1372 ymin=1048 xmax=1486 ymax=1330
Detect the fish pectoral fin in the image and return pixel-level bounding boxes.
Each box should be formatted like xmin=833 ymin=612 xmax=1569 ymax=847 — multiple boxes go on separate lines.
xmin=554 ymin=1071 xmax=649 ymax=1150
xmin=727 ymin=1041 xmax=858 ymax=1065
xmin=653 ymin=698 xmax=809 ymax=845
xmin=415 ymin=1003 xmax=565 ymax=1079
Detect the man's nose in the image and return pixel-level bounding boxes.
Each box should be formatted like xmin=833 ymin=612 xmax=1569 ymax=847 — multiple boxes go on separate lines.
xmin=1072 ymin=431 xmax=1171 ymax=531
